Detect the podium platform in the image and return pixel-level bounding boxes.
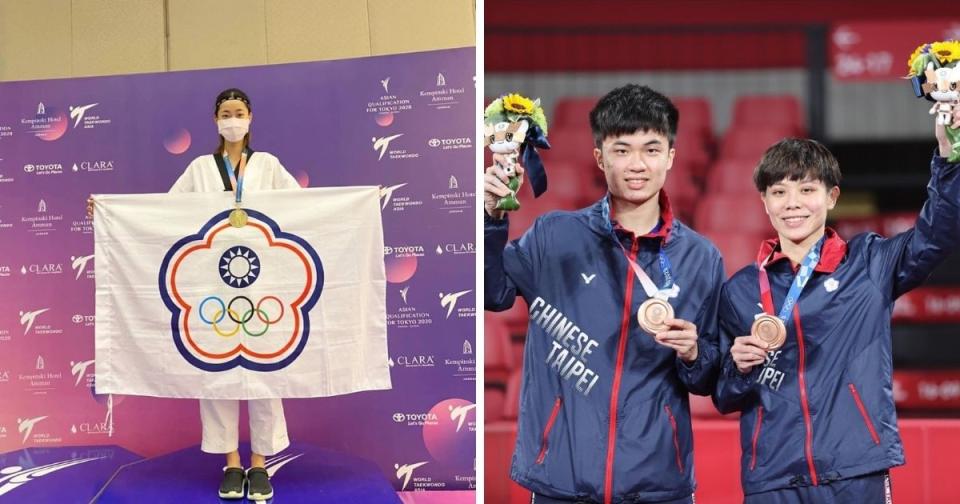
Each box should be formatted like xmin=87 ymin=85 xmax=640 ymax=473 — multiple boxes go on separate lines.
xmin=1 ymin=443 xmax=475 ymax=503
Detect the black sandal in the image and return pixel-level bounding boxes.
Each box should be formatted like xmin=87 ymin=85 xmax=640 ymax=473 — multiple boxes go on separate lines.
xmin=218 ymin=467 xmax=245 ymax=499
xmin=246 ymin=467 xmax=274 ymax=500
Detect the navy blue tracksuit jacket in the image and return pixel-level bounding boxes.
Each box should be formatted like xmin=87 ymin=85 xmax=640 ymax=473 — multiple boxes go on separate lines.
xmin=715 ymin=153 xmax=960 ymax=496
xmin=486 ymin=193 xmax=724 ymax=503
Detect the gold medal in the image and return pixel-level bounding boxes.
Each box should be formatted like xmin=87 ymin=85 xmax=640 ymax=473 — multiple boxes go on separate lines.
xmin=751 ymin=314 xmax=787 ymax=350
xmin=229 ymin=208 xmax=248 ymax=228
xmin=637 ymin=298 xmax=673 ymax=335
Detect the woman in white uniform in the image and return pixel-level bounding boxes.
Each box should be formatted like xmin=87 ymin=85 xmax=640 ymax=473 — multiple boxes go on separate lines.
xmin=174 ymin=89 xmax=296 ymax=501
xmin=91 ymin=88 xmax=296 ymax=500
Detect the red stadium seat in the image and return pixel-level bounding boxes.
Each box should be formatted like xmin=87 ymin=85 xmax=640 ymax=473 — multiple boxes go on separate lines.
xmin=718 ymin=126 xmax=793 ymax=163
xmin=705 ymin=158 xmax=761 ymax=196
xmin=539 ymin=127 xmax=597 ymax=173
xmin=485 ymin=385 xmax=506 ymax=423
xmin=675 ymin=97 xmax=715 ymax=151
xmin=694 ymin=195 xmax=769 ymax=235
xmin=663 ymin=166 xmax=700 ymax=225
xmin=731 ymin=95 xmax=805 ymax=136
xmin=485 ymin=313 xmax=514 ymax=383
xmin=489 ymin=298 xmax=528 ymax=338
xmin=552 ymin=96 xmax=600 ymax=131
xmin=702 ymin=230 xmax=768 ymax=277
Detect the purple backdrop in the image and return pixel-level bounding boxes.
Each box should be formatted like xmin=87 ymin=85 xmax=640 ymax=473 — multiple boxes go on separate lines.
xmin=0 ymin=47 xmax=476 ymax=491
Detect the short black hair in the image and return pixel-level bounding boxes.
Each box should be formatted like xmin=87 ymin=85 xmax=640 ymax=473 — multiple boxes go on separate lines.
xmin=589 ymin=84 xmax=679 ymax=148
xmin=753 ymin=138 xmax=841 ymax=192
xmin=215 ymin=88 xmax=251 ymax=115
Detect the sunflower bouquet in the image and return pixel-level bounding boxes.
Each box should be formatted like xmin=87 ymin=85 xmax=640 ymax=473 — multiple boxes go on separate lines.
xmin=483 ymin=93 xmax=551 ymax=211
xmin=907 ymin=40 xmax=960 ymax=161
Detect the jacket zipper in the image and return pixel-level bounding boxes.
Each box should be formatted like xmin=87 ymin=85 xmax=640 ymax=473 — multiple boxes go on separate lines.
xmin=750 ymin=406 xmax=764 ymax=470
xmin=793 ymin=307 xmax=818 ymax=486
xmin=848 ymin=384 xmax=881 ymax=445
xmin=664 ymin=404 xmax=684 ymax=472
xmin=603 ymin=237 xmax=639 ymax=504
xmin=536 ymin=396 xmax=563 ymax=464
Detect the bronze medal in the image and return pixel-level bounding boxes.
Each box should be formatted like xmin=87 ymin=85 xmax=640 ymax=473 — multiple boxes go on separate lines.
xmin=751 ymin=314 xmax=787 ymax=350
xmin=229 ymin=208 xmax=248 ymax=228
xmin=637 ymin=298 xmax=673 ymax=335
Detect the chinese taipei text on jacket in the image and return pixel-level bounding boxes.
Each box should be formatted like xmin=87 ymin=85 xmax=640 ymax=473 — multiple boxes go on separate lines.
xmin=485 ymin=193 xmax=724 ymax=503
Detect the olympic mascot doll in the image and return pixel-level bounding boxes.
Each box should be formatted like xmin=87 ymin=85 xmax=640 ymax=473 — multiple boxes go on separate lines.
xmin=908 ymin=40 xmax=960 ymax=160
xmin=483 ymin=93 xmax=551 ymax=210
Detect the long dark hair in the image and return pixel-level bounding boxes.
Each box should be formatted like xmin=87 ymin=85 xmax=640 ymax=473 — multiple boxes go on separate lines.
xmin=213 ymin=88 xmax=252 ymax=154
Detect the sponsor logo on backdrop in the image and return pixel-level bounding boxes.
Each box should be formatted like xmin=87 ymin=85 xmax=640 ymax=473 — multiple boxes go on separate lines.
xmin=0 ymin=124 xmax=13 ymax=139
xmin=22 ymin=199 xmax=63 ymax=236
xmin=449 ymin=403 xmax=477 ymax=433
xmin=0 ymin=455 xmax=104 ymax=497
xmin=20 ymin=263 xmax=64 ymax=277
xmin=0 ymin=265 xmax=10 ymax=277
xmin=0 ymin=425 xmax=6 ymax=440
xmin=384 ymin=244 xmax=425 ymax=259
xmin=392 ymin=354 xmax=436 ymax=369
xmin=387 ymin=286 xmax=434 ymax=329
xmin=72 ymin=313 xmax=95 ymax=327
xmin=19 ymin=308 xmax=63 ymax=335
xmin=380 ymin=183 xmax=407 ymax=210
xmin=439 ymin=290 xmax=474 ymax=319
xmin=372 ymin=133 xmax=419 ymax=161
xmin=435 ymin=242 xmax=475 ymax=255
xmin=395 ymin=461 xmax=439 ymax=491
xmin=427 ymin=136 xmax=472 ymax=151
xmin=70 ymin=359 xmax=95 ymax=387
xmin=71 ymin=254 xmax=95 ymax=280
xmin=19 ymin=354 xmax=63 ymax=395
xmin=379 ymin=182 xmax=422 ymax=212
xmin=22 ymin=102 xmax=67 ymax=141
xmin=0 ymin=172 xmax=13 ymax=184
xmin=432 ymin=176 xmax=474 ymax=214
xmin=420 ymin=72 xmax=467 ymax=110
xmin=463 ymin=340 xmax=473 ymax=355
xmin=19 ymin=308 xmax=50 ymax=335
xmin=0 ymin=370 xmax=9 ymax=383
xmin=72 ymin=160 xmax=115 ymax=173
xmin=455 ymin=473 xmax=477 ymax=489
xmin=17 ymin=415 xmax=60 ymax=444
xmin=0 ymin=329 xmax=10 ymax=342
xmin=70 ymin=216 xmax=93 ymax=235
xmin=23 ymin=163 xmax=63 ymax=176
xmin=0 ymin=203 xmax=11 ymax=231
xmin=367 ymin=77 xmax=414 ymax=127
xmin=391 ymin=411 xmax=439 ymax=427
xmin=69 ymin=103 xmax=111 ymax=130
xmin=445 ymin=355 xmax=476 ymax=382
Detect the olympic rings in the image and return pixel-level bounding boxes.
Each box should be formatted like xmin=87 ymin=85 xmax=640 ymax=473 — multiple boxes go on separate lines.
xmin=196 ymin=295 xmax=285 ymax=337
xmin=211 ymin=309 xmax=242 ymax=337
xmin=228 ymin=296 xmax=255 ymax=324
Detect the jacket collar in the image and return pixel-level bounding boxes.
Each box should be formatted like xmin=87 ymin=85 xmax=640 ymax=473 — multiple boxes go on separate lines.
xmin=756 ymin=227 xmax=847 ymax=273
xmin=598 ymin=190 xmax=675 ymax=242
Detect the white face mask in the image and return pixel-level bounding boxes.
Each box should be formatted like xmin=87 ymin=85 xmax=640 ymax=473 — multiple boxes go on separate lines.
xmin=217 ymin=117 xmax=249 ymax=142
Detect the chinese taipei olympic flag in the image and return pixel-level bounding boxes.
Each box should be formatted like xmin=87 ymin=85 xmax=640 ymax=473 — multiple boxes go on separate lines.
xmin=93 ymin=186 xmax=391 ymax=399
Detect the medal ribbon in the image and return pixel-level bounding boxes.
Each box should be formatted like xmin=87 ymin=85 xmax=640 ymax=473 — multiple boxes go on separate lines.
xmin=601 ymin=195 xmax=676 ymax=300
xmin=223 ymin=151 xmax=248 ymax=205
xmin=612 ymin=231 xmax=675 ymax=300
xmin=757 ymin=236 xmax=825 ymax=321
